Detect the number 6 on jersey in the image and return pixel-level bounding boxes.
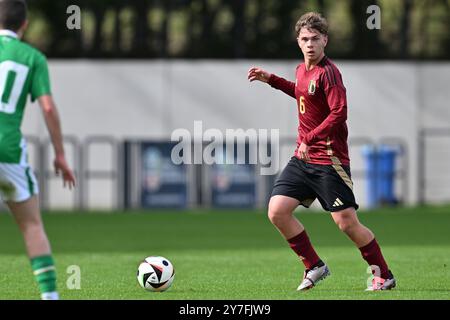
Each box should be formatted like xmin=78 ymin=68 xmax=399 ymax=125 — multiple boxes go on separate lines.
xmin=298 ymin=95 xmax=306 ymax=114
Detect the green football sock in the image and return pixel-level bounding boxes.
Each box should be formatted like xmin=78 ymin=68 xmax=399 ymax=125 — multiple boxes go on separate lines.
xmin=30 ymin=255 xmax=57 ymax=294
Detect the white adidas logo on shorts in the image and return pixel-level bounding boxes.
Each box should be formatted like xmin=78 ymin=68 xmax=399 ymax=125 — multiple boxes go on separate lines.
xmin=332 ymin=198 xmax=344 ymax=207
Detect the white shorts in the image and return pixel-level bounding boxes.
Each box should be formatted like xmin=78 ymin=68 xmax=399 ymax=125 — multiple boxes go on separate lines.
xmin=0 ymin=162 xmax=39 ymax=202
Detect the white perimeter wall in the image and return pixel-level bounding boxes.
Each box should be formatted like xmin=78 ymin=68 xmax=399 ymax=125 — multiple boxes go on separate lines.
xmin=19 ymin=60 xmax=450 ymax=209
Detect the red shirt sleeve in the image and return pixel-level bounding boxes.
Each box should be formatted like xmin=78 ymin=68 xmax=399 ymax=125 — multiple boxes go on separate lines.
xmin=303 ymin=67 xmax=348 ymax=146
xmin=267 ymin=74 xmax=296 ymax=99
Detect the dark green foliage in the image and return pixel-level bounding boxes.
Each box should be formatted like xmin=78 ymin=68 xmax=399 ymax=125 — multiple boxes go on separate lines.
xmin=22 ymin=0 xmax=450 ymax=59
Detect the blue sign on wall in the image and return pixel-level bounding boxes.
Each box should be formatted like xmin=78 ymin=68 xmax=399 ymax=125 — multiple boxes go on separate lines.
xmin=140 ymin=142 xmax=188 ymax=208
xmin=209 ymin=144 xmax=257 ymax=208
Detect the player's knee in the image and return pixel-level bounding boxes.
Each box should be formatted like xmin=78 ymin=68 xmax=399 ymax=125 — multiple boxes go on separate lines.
xmin=267 ymin=205 xmax=290 ymax=226
xmin=268 ymin=211 xmax=280 ymax=226
xmin=336 ymin=216 xmax=360 ymax=234
xmin=334 ymin=209 xmax=359 ymax=233
xmin=336 ymin=220 xmax=353 ymax=233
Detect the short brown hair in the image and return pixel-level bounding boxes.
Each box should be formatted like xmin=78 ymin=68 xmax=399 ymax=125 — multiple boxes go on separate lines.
xmin=0 ymin=0 xmax=27 ymax=32
xmin=295 ymin=12 xmax=328 ymax=37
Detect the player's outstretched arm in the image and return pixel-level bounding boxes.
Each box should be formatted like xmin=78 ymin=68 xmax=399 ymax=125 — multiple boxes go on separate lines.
xmin=248 ymin=66 xmax=296 ymax=99
xmin=248 ymin=67 xmax=271 ymax=83
xmin=38 ymin=95 xmax=76 ymax=189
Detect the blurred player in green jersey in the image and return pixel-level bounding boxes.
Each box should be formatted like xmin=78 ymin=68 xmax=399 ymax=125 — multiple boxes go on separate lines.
xmin=0 ymin=0 xmax=75 ymax=300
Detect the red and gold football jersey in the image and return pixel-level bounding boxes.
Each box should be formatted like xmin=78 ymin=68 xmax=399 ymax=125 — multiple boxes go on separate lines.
xmin=269 ymin=56 xmax=350 ymax=166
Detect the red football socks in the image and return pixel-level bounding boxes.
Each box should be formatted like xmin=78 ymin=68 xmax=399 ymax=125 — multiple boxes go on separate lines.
xmin=359 ymin=238 xmax=390 ymax=279
xmin=287 ymin=230 xmax=321 ymax=269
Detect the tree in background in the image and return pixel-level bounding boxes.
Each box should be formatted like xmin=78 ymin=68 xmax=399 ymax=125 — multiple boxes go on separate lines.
xmin=23 ymin=0 xmax=449 ymax=60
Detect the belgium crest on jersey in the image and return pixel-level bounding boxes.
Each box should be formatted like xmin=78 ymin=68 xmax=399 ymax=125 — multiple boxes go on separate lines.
xmin=308 ymin=79 xmax=316 ymax=95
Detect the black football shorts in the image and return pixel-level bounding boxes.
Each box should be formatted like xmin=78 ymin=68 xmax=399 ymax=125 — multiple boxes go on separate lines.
xmin=271 ymin=156 xmax=359 ymax=212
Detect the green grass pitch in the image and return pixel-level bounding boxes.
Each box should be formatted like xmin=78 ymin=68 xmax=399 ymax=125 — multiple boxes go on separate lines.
xmin=0 ymin=205 xmax=449 ymax=300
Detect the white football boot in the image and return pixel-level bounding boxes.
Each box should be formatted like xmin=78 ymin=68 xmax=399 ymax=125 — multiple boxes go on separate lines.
xmin=297 ymin=263 xmax=331 ymax=291
xmin=41 ymin=291 xmax=60 ymax=300
xmin=366 ymin=271 xmax=396 ymax=291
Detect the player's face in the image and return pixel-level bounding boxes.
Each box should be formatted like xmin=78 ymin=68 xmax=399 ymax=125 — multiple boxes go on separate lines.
xmin=297 ymin=28 xmax=328 ymax=62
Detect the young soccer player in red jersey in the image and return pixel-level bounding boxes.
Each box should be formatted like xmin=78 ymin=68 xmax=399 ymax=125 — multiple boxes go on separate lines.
xmin=248 ymin=12 xmax=395 ymax=291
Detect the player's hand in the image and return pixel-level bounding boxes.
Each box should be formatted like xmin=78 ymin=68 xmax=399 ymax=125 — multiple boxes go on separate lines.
xmin=248 ymin=67 xmax=271 ymax=83
xmin=54 ymin=154 xmax=76 ymax=189
xmin=298 ymin=142 xmax=311 ymax=161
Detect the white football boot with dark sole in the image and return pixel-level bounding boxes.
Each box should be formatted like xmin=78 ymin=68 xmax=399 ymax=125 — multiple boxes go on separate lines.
xmin=297 ymin=264 xmax=331 ymax=291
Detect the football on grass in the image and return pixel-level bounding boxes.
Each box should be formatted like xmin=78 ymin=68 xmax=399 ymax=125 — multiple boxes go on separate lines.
xmin=137 ymin=256 xmax=175 ymax=292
